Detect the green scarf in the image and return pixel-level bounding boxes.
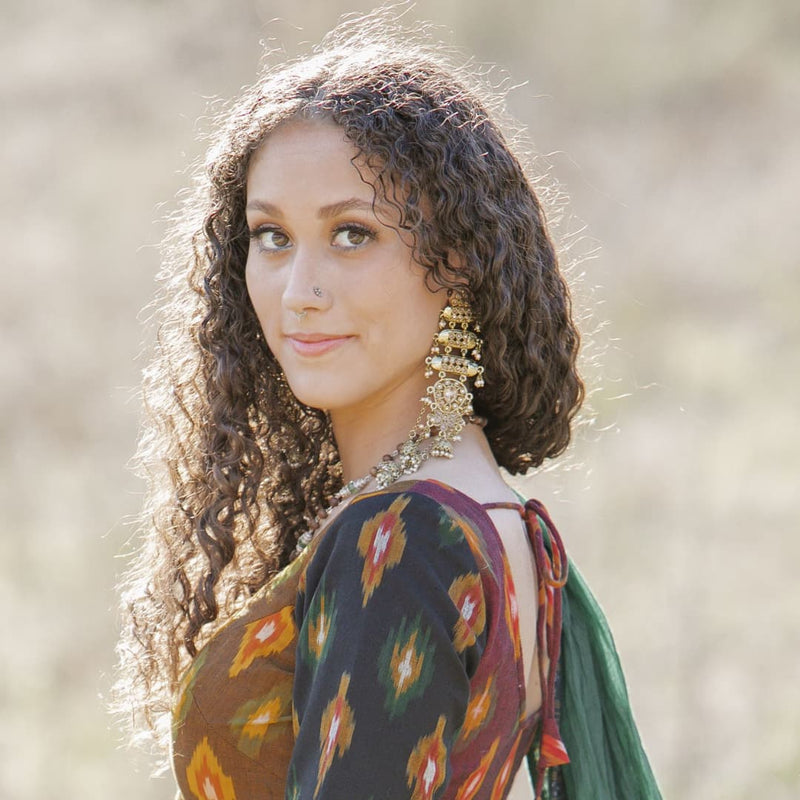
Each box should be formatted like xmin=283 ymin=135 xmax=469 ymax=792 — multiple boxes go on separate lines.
xmin=517 ymin=495 xmax=663 ymax=799
xmin=552 ymin=556 xmax=662 ymax=798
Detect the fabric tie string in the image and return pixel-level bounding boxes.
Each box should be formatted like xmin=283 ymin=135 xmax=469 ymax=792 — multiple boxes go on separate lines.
xmin=484 ymin=499 xmax=570 ymax=798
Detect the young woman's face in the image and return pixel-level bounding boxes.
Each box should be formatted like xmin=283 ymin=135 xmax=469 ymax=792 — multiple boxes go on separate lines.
xmin=245 ymin=120 xmax=445 ymax=419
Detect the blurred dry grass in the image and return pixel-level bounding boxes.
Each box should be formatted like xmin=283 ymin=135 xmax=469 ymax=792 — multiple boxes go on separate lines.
xmin=1 ymin=1 xmax=798 ymax=798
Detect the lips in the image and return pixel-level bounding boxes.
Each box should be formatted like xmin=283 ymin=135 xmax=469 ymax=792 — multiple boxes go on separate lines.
xmin=285 ymin=332 xmax=353 ymax=357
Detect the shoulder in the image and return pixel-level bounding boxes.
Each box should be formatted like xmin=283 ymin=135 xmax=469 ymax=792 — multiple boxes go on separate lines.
xmin=296 ymin=482 xmax=492 ymax=669
xmin=296 ymin=482 xmax=498 ymax=626
xmin=306 ymin=481 xmax=493 ymax=578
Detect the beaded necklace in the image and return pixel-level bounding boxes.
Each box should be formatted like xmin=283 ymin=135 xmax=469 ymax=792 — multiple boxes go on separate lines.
xmin=291 ymin=416 xmax=483 ymax=559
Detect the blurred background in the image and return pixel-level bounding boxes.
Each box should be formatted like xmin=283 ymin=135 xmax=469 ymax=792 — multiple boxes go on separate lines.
xmin=1 ymin=0 xmax=798 ymax=798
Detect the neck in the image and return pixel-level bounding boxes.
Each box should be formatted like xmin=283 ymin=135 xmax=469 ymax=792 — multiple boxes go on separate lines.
xmin=330 ymin=389 xmax=426 ymax=484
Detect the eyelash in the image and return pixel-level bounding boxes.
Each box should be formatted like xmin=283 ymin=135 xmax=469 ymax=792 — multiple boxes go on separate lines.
xmin=248 ymin=223 xmax=377 ymax=252
xmin=331 ymin=223 xmax=377 ymax=248
xmin=248 ymin=225 xmax=289 ymax=252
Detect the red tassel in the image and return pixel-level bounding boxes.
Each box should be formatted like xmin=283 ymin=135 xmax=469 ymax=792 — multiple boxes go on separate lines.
xmin=540 ymin=719 xmax=570 ymax=767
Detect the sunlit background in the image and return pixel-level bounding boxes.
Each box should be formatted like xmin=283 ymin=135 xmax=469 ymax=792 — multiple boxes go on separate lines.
xmin=2 ymin=1 xmax=798 ymax=798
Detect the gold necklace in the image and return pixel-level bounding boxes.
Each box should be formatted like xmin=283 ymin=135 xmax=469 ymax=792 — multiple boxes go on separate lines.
xmin=291 ymin=416 xmax=485 ymax=559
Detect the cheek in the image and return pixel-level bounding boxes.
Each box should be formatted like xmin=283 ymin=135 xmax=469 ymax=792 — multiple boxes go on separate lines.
xmin=408 ymin=280 xmax=446 ymax=335
xmin=246 ymin=263 xmax=272 ymax=317
xmin=245 ymin=265 xmax=281 ymax=345
xmin=244 ymin=261 xmax=258 ymax=308
xmin=387 ymin=294 xmax=442 ymax=362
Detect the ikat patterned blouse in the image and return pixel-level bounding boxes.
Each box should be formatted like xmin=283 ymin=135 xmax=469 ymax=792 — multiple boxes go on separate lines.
xmin=171 ymin=479 xmax=568 ymax=800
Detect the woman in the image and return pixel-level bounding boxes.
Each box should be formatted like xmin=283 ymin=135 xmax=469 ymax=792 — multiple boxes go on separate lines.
xmin=117 ymin=15 xmax=662 ymax=800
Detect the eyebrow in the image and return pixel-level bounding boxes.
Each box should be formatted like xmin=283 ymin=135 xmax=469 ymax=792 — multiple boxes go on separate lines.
xmin=245 ymin=197 xmax=378 ymax=218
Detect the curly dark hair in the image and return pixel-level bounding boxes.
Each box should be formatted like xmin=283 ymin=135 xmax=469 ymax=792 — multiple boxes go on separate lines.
xmin=115 ymin=14 xmax=584 ymax=754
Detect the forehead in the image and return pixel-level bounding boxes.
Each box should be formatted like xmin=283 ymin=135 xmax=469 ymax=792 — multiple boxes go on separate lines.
xmin=248 ymin=121 xmax=363 ymax=184
xmin=246 ymin=119 xmax=410 ymax=224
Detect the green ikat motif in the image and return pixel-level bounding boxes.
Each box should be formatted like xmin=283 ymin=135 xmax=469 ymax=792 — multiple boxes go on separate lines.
xmin=286 ymin=765 xmax=300 ymax=800
xmin=228 ymin=678 xmax=293 ymax=758
xmin=436 ymin=507 xmax=466 ymax=547
xmin=299 ymin=579 xmax=338 ymax=668
xmin=377 ymin=614 xmax=436 ymax=719
xmin=436 ymin=508 xmax=493 ymax=578
xmin=172 ymin=647 xmax=208 ymax=738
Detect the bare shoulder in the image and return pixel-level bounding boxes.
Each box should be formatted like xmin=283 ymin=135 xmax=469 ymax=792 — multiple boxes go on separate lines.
xmin=411 ymin=426 xmax=534 ymax=565
xmin=411 ymin=425 xmax=520 ymax=507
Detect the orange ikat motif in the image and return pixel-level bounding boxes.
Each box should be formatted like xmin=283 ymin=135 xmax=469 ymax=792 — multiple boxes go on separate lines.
xmin=489 ymin=730 xmax=524 ymax=800
xmin=444 ymin=511 xmax=492 ymax=574
xmin=454 ymin=737 xmax=499 ymax=800
xmin=185 ymin=737 xmax=236 ymax=800
xmin=459 ymin=673 xmax=498 ymax=745
xmin=229 ymin=678 xmax=293 ymax=758
xmin=229 ymin=605 xmax=296 ymax=678
xmin=315 ymin=673 xmax=356 ymax=798
xmin=406 ymin=715 xmax=448 ymax=800
xmin=356 ymin=495 xmax=409 ymax=607
xmin=448 ymin=573 xmax=486 ymax=653
xmin=501 ymin=551 xmax=522 ymax=662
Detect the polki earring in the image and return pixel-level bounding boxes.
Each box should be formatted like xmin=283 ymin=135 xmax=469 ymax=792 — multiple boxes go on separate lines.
xmin=422 ymin=290 xmax=485 ymax=458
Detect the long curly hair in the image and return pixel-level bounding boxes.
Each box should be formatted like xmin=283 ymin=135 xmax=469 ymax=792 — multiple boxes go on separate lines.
xmin=115 ymin=14 xmax=584 ymax=755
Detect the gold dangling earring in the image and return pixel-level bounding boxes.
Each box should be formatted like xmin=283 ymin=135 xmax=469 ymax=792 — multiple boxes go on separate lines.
xmin=422 ymin=290 xmax=485 ymax=458
xmin=367 ymin=291 xmax=484 ymax=491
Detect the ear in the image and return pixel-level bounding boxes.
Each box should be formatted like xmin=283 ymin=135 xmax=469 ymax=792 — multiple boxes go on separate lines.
xmin=424 ymin=251 xmax=468 ymax=298
xmin=444 ymin=250 xmax=470 ymax=289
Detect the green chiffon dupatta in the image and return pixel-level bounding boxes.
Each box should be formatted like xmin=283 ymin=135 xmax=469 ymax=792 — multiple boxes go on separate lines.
xmin=554 ymin=557 xmax=662 ymax=799
xmin=519 ymin=497 xmax=663 ymax=799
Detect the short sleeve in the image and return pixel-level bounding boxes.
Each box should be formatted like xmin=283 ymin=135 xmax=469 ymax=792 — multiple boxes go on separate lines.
xmin=288 ymin=489 xmax=488 ymax=800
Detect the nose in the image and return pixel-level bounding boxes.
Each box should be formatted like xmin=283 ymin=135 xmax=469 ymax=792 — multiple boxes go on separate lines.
xmin=282 ymin=245 xmax=330 ymax=316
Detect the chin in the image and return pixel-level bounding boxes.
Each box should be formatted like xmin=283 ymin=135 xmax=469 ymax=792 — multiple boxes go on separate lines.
xmin=283 ymin=377 xmax=353 ymax=412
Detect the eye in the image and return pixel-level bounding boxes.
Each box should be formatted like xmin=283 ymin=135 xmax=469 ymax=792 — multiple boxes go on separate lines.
xmin=250 ymin=226 xmax=291 ymax=252
xmin=331 ymin=224 xmax=375 ymax=249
